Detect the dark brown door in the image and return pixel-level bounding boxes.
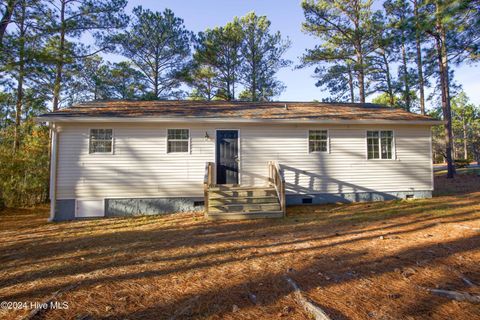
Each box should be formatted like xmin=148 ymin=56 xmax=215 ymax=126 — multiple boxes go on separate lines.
xmin=216 ymin=130 xmax=239 ymax=184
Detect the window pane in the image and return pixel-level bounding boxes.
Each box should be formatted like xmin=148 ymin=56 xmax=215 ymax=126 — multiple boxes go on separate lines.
xmin=381 ymin=131 xmax=393 ymax=159
xmin=309 ymin=130 xmax=328 ymax=152
xmin=89 ymin=129 xmax=113 ymax=154
xmin=167 ymin=129 xmax=189 ymax=153
xmin=168 ymin=129 xmax=189 ymax=140
xmin=367 ymin=131 xmax=379 ymax=159
xmin=168 ymin=141 xmax=188 ymax=153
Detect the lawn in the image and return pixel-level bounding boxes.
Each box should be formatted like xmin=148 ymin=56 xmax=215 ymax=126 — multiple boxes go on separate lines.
xmin=0 ymin=173 xmax=479 ymax=320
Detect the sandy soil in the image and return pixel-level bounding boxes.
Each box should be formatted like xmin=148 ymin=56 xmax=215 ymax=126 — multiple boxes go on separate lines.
xmin=0 ymin=173 xmax=479 ymax=320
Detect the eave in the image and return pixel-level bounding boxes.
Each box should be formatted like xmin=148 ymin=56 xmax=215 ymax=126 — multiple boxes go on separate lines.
xmin=35 ymin=116 xmax=444 ymax=126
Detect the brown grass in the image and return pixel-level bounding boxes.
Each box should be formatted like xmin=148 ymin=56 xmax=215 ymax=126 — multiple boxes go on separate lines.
xmin=0 ymin=173 xmax=479 ymax=320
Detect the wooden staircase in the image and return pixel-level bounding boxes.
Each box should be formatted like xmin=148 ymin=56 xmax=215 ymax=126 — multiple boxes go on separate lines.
xmin=207 ymin=185 xmax=283 ymax=220
xmin=203 ymin=162 xmax=286 ymax=220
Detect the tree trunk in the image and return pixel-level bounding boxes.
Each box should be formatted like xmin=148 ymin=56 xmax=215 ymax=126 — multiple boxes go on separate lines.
xmin=463 ymin=118 xmax=468 ymax=159
xmin=413 ymin=0 xmax=426 ymax=115
xmin=231 ymin=73 xmax=235 ymax=101
xmin=435 ymin=3 xmax=455 ymax=178
xmin=52 ymin=0 xmax=66 ymax=111
xmin=401 ymin=38 xmax=411 ymax=111
xmin=154 ymin=57 xmax=159 ymax=98
xmin=441 ymin=21 xmax=455 ymax=177
xmin=356 ymin=50 xmax=365 ymax=103
xmin=381 ymin=49 xmax=394 ymax=106
xmin=348 ymin=64 xmax=354 ymax=103
xmin=14 ymin=0 xmax=26 ymax=152
xmin=0 ymin=0 xmax=16 ymax=46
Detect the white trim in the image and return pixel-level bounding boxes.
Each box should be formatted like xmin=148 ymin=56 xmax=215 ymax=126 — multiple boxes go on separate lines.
xmin=166 ymin=128 xmax=190 ymax=154
xmin=88 ymin=128 xmax=114 ymax=155
xmin=429 ymin=129 xmax=434 ymax=190
xmin=365 ymin=130 xmax=397 ymax=161
xmin=49 ymin=125 xmax=58 ymax=222
xmin=36 ymin=116 xmax=444 ymax=126
xmin=215 ymin=129 xmax=241 ymax=185
xmin=307 ymin=129 xmax=330 ymax=154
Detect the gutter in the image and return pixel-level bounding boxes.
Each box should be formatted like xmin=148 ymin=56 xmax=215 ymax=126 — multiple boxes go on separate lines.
xmin=35 ymin=116 xmax=445 ymax=126
xmin=49 ymin=123 xmax=58 ymax=222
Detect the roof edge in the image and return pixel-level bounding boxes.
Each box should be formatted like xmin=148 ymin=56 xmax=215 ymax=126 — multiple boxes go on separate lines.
xmin=35 ymin=116 xmax=444 ymax=126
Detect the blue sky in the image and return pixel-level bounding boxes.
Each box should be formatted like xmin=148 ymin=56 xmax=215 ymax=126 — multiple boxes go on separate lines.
xmin=103 ymin=0 xmax=480 ymax=109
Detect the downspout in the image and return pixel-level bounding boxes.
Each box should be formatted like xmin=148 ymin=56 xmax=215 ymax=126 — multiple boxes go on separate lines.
xmin=49 ymin=123 xmax=58 ymax=222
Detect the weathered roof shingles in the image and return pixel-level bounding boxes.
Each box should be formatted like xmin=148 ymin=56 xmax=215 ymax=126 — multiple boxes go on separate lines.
xmin=38 ymin=100 xmax=438 ymax=122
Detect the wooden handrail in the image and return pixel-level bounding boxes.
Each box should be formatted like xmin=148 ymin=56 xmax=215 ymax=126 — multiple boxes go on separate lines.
xmin=204 ymin=162 xmax=215 ymax=215
xmin=268 ymin=160 xmax=286 ymax=216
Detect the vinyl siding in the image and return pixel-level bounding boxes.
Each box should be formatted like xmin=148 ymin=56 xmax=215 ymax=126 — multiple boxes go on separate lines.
xmin=55 ymin=123 xmax=433 ymax=199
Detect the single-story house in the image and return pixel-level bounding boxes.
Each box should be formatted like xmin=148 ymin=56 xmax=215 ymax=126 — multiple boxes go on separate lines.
xmin=37 ymin=100 xmax=442 ymax=221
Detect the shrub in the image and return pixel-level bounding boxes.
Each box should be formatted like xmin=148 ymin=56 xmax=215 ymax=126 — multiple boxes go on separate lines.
xmin=454 ymin=159 xmax=472 ymax=168
xmin=0 ymin=122 xmax=50 ymax=207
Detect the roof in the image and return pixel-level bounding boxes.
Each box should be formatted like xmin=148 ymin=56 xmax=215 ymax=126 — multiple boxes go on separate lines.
xmin=37 ymin=100 xmax=442 ymax=125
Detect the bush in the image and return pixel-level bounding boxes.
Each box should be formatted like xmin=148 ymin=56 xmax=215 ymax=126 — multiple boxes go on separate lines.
xmin=0 ymin=122 xmax=50 ymax=207
xmin=454 ymin=159 xmax=472 ymax=168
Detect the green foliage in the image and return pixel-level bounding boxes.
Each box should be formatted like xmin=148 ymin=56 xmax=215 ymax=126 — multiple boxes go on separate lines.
xmin=239 ymin=12 xmax=291 ymax=101
xmin=454 ymin=159 xmax=471 ymax=168
xmin=65 ymin=56 xmax=149 ymax=102
xmin=184 ymin=66 xmax=217 ymax=101
xmin=190 ymin=12 xmax=290 ymax=102
xmin=112 ymin=6 xmax=192 ymax=99
xmin=300 ymin=0 xmax=375 ymax=103
xmin=193 ymin=19 xmax=243 ymax=100
xmin=372 ymin=93 xmax=400 ymax=106
xmin=0 ymin=121 xmax=49 ymax=207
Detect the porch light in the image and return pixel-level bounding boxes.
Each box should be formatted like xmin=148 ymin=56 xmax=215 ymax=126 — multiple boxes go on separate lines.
xmin=204 ymin=131 xmax=210 ymax=140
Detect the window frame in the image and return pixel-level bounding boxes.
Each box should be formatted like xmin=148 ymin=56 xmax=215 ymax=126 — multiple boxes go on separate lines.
xmin=88 ymin=128 xmax=114 ymax=155
xmin=365 ymin=130 xmax=396 ymax=160
xmin=307 ymin=129 xmax=330 ymax=154
xmin=166 ymin=128 xmax=191 ymax=154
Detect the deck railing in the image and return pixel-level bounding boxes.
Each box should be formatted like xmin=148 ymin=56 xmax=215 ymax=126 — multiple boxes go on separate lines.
xmin=204 ymin=162 xmax=215 ymax=215
xmin=268 ymin=160 xmax=286 ymax=216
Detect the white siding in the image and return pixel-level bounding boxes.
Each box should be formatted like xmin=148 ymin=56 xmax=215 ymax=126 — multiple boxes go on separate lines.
xmin=56 ymin=123 xmax=433 ymax=199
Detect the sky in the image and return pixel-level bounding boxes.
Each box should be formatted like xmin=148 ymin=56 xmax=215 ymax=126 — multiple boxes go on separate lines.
xmin=101 ymin=0 xmax=480 ymax=109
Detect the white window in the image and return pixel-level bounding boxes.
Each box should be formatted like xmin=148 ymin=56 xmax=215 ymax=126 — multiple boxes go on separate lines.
xmin=309 ymin=130 xmax=328 ymax=152
xmin=167 ymin=129 xmax=189 ymax=153
xmin=367 ymin=130 xmax=394 ymax=159
xmin=89 ymin=129 xmax=113 ymax=154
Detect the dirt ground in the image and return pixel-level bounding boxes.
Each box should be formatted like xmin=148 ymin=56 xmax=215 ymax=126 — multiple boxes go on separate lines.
xmin=0 ymin=172 xmax=479 ymax=320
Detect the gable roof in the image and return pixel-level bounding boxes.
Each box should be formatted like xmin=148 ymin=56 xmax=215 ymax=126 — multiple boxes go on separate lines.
xmin=37 ymin=100 xmax=442 ymax=125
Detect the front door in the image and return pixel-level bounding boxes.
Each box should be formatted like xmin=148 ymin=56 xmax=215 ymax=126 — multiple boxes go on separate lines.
xmin=216 ymin=130 xmax=239 ymax=184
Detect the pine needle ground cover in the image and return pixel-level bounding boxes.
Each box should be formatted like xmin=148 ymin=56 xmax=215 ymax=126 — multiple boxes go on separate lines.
xmin=0 ymin=172 xmax=479 ymax=320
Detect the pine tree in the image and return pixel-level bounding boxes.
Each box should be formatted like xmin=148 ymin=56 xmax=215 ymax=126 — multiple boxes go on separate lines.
xmin=422 ymin=0 xmax=479 ymax=178
xmin=112 ymin=6 xmax=192 ymax=99
xmin=0 ymin=0 xmax=17 ymax=46
xmin=301 ymin=0 xmax=376 ymax=103
xmin=46 ymin=0 xmax=128 ymax=110
xmin=194 ymin=20 xmax=243 ymax=100
xmin=369 ymin=11 xmax=397 ymax=106
xmin=239 ymin=12 xmax=291 ymax=101
xmin=384 ymin=0 xmax=416 ymax=112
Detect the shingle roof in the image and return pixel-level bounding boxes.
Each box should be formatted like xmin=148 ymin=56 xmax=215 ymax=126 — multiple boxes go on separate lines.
xmin=38 ymin=100 xmax=440 ymax=123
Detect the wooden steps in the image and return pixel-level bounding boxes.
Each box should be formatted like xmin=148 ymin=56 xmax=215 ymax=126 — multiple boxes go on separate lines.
xmin=206 ymin=185 xmax=283 ymax=220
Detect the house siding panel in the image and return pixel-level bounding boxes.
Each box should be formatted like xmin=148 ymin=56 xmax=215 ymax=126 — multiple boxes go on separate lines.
xmin=56 ymin=123 xmax=432 ymax=200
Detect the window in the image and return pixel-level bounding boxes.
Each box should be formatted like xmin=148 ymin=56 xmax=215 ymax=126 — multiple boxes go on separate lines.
xmin=367 ymin=130 xmax=394 ymax=159
xmin=89 ymin=129 xmax=113 ymax=154
xmin=309 ymin=130 xmax=328 ymax=152
xmin=167 ymin=129 xmax=189 ymax=153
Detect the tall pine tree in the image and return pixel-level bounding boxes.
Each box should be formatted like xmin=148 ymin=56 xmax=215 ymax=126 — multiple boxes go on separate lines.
xmin=239 ymin=12 xmax=291 ymax=101
xmin=112 ymin=7 xmax=192 ymax=99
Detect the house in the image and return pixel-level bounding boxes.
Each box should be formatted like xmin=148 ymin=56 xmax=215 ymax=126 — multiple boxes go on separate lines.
xmin=37 ymin=100 xmax=442 ymax=221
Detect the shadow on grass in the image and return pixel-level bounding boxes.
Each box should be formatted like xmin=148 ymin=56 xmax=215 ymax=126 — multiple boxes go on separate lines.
xmin=0 ymin=175 xmax=479 ymax=319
